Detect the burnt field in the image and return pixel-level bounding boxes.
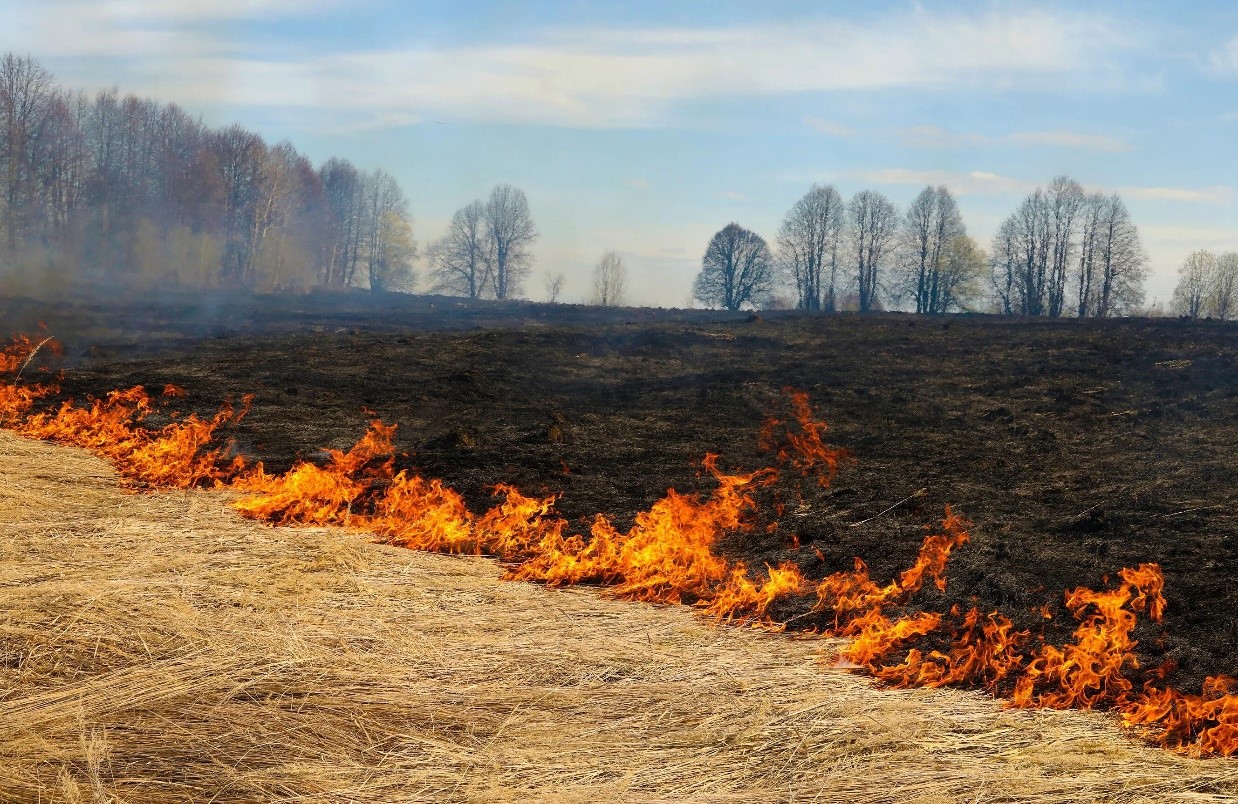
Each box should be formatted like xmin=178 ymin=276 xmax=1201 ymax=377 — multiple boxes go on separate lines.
xmin=5 ymin=289 xmax=1237 ymax=692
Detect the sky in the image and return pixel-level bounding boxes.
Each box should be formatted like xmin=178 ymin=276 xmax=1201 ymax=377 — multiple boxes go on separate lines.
xmin=2 ymin=0 xmax=1236 ymax=307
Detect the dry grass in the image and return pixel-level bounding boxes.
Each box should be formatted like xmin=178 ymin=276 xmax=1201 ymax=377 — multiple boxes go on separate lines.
xmin=2 ymin=432 xmax=1238 ymax=803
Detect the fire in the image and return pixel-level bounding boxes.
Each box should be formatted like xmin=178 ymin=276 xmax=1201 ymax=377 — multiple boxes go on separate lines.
xmin=19 ymin=386 xmax=250 ymax=489
xmin=761 ymin=388 xmax=850 ymax=486
xmin=0 ymin=334 xmax=59 ymax=423
xmin=231 ymin=420 xmax=396 ymax=525
xmin=2 ymin=334 xmax=1236 ymax=757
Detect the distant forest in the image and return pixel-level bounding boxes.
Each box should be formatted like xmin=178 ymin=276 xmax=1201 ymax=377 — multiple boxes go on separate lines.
xmin=1 ymin=53 xmax=1234 ymax=318
xmin=0 ymin=54 xmax=416 ymax=295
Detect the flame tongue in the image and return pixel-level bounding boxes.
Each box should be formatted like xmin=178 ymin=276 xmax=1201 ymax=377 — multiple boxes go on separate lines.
xmin=2 ymin=335 xmax=1236 ymax=758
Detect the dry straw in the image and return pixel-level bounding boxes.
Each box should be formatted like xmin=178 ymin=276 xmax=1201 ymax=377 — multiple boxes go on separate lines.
xmin=2 ymin=432 xmax=1237 ymax=803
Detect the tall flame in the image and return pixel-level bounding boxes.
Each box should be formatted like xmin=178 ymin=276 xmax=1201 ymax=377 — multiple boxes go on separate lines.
xmin=2 ymin=335 xmax=1236 ymax=757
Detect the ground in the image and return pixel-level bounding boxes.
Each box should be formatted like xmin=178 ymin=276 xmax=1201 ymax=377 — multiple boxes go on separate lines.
xmin=4 ymin=288 xmax=1236 ymax=693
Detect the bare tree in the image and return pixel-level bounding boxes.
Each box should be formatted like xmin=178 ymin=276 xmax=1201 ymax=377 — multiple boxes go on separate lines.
xmin=1074 ymin=193 xmax=1104 ymax=317
xmin=428 ymin=200 xmax=491 ymax=298
xmin=590 ymin=249 xmax=627 ymax=306
xmin=543 ymin=271 xmax=565 ymax=303
xmin=1044 ymin=176 xmax=1085 ymax=317
xmin=1172 ymin=251 xmax=1217 ymax=318
xmin=0 ymin=54 xmax=56 ymax=251
xmin=1090 ymin=194 xmax=1147 ymax=317
xmin=358 ymin=169 xmax=414 ymax=292
xmin=1211 ymin=252 xmax=1238 ymax=320
xmin=694 ymin=222 xmax=774 ymax=311
xmin=776 ymin=184 xmax=845 ymax=311
xmin=847 ymin=189 xmax=898 ymax=312
xmin=938 ymin=235 xmax=987 ymax=312
xmin=989 ymin=217 xmax=1020 ymax=314
xmin=902 ymin=185 xmax=966 ymax=314
xmin=484 ymin=184 xmax=537 ymax=299
xmin=320 ymin=157 xmax=362 ymax=288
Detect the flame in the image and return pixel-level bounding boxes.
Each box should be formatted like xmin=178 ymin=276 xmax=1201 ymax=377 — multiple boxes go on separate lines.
xmin=0 ymin=334 xmax=60 ymax=423
xmin=761 ymin=388 xmax=850 ymax=486
xmin=17 ymin=385 xmax=250 ymax=489
xmin=3 ymin=337 xmax=1237 ymax=757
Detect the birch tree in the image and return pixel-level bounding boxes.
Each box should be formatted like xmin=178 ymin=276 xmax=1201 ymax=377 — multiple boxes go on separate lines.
xmin=902 ymin=185 xmax=965 ymax=314
xmin=847 ymin=189 xmax=898 ymax=312
xmin=776 ymin=184 xmax=845 ymax=311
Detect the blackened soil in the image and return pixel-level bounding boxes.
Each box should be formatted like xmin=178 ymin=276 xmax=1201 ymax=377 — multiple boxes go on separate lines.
xmin=5 ymin=289 xmax=1237 ymax=692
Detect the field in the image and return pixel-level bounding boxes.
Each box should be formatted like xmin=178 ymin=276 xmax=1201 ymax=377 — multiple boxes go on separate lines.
xmin=2 ymin=289 xmax=1237 ymax=793
xmin=8 ymin=429 xmax=1238 ymax=802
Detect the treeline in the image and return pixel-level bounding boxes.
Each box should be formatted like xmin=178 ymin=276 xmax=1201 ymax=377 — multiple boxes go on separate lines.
xmin=0 ymin=54 xmax=415 ymax=292
xmin=693 ymin=176 xmax=1150 ymax=317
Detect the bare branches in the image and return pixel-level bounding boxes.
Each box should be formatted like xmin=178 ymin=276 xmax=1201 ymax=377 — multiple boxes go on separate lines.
xmin=847 ymin=190 xmax=898 ymax=313
xmin=1173 ymin=250 xmax=1237 ymax=320
xmin=694 ymin=223 xmax=774 ymax=311
xmin=777 ymin=184 xmax=845 ymax=311
xmin=590 ymin=250 xmax=627 ymax=306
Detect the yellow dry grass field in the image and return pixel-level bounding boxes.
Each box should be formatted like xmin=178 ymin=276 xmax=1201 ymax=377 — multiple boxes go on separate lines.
xmin=2 ymin=431 xmax=1238 ymax=803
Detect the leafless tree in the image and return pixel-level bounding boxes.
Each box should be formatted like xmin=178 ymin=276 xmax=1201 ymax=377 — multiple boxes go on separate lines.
xmin=428 ymin=200 xmax=491 ymax=298
xmin=989 ymin=217 xmax=1020 ymax=314
xmin=777 ymin=184 xmax=844 ymax=311
xmin=694 ymin=222 xmax=774 ymax=310
xmin=320 ymin=157 xmax=363 ymax=287
xmin=543 ymin=271 xmax=565 ymax=303
xmin=847 ymin=189 xmax=898 ymax=312
xmin=590 ymin=249 xmax=627 ymax=306
xmin=0 ymin=54 xmax=56 ymax=251
xmin=1044 ymin=176 xmax=1085 ymax=317
xmin=902 ymin=185 xmax=966 ymax=314
xmin=1173 ymin=251 xmax=1217 ymax=318
xmin=358 ymin=168 xmax=415 ymax=292
xmin=1211 ymin=252 xmax=1238 ymax=320
xmin=484 ymin=184 xmax=537 ymax=299
xmin=938 ymin=235 xmax=987 ymax=312
xmin=1089 ymin=194 xmax=1146 ymax=317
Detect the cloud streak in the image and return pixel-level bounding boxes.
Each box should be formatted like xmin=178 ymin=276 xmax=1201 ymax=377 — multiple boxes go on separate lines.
xmin=850 ymin=168 xmax=1034 ymax=196
xmin=803 ymin=116 xmax=858 ymax=138
xmin=895 ymin=125 xmax=1133 ymax=152
xmin=1209 ymin=33 xmax=1238 ymax=75
xmin=2 ymin=6 xmax=1139 ymax=127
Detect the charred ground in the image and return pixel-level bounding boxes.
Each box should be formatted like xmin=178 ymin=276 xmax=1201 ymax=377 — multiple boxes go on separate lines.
xmin=4 ymin=289 xmax=1236 ymax=692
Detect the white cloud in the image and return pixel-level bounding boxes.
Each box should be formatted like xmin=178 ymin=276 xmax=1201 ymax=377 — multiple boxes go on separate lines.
xmin=626 ymin=179 xmax=651 ymax=189
xmin=851 ymin=168 xmax=1033 ymax=196
xmin=897 ymin=125 xmax=990 ymax=149
xmin=1008 ymin=130 xmax=1134 ymax=152
xmin=717 ymin=190 xmax=745 ymax=201
xmin=803 ymin=116 xmax=858 ymax=137
xmin=895 ymin=126 xmax=1132 ymax=152
xmin=1142 ymin=225 xmax=1238 ymax=245
xmin=1120 ymin=186 xmax=1234 ymax=203
xmin=1209 ymin=33 xmax=1238 ymax=75
xmin=3 ymin=6 xmax=1138 ymax=128
xmin=0 ymin=0 xmax=346 ymax=59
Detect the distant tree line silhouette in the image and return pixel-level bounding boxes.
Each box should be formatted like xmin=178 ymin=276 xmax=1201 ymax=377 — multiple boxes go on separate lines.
xmin=693 ymin=176 xmax=1152 ymax=317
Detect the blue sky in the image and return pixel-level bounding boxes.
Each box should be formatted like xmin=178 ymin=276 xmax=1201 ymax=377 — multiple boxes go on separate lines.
xmin=3 ymin=0 xmax=1237 ymax=306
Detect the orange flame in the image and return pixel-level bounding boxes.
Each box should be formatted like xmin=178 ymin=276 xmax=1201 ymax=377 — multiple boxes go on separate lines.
xmin=761 ymin=388 xmax=850 ymax=487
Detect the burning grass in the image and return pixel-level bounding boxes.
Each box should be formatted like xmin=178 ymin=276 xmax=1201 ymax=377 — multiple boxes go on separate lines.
xmin=3 ymin=332 xmax=1238 ymax=766
xmin=8 ymin=431 xmax=1238 ymax=802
